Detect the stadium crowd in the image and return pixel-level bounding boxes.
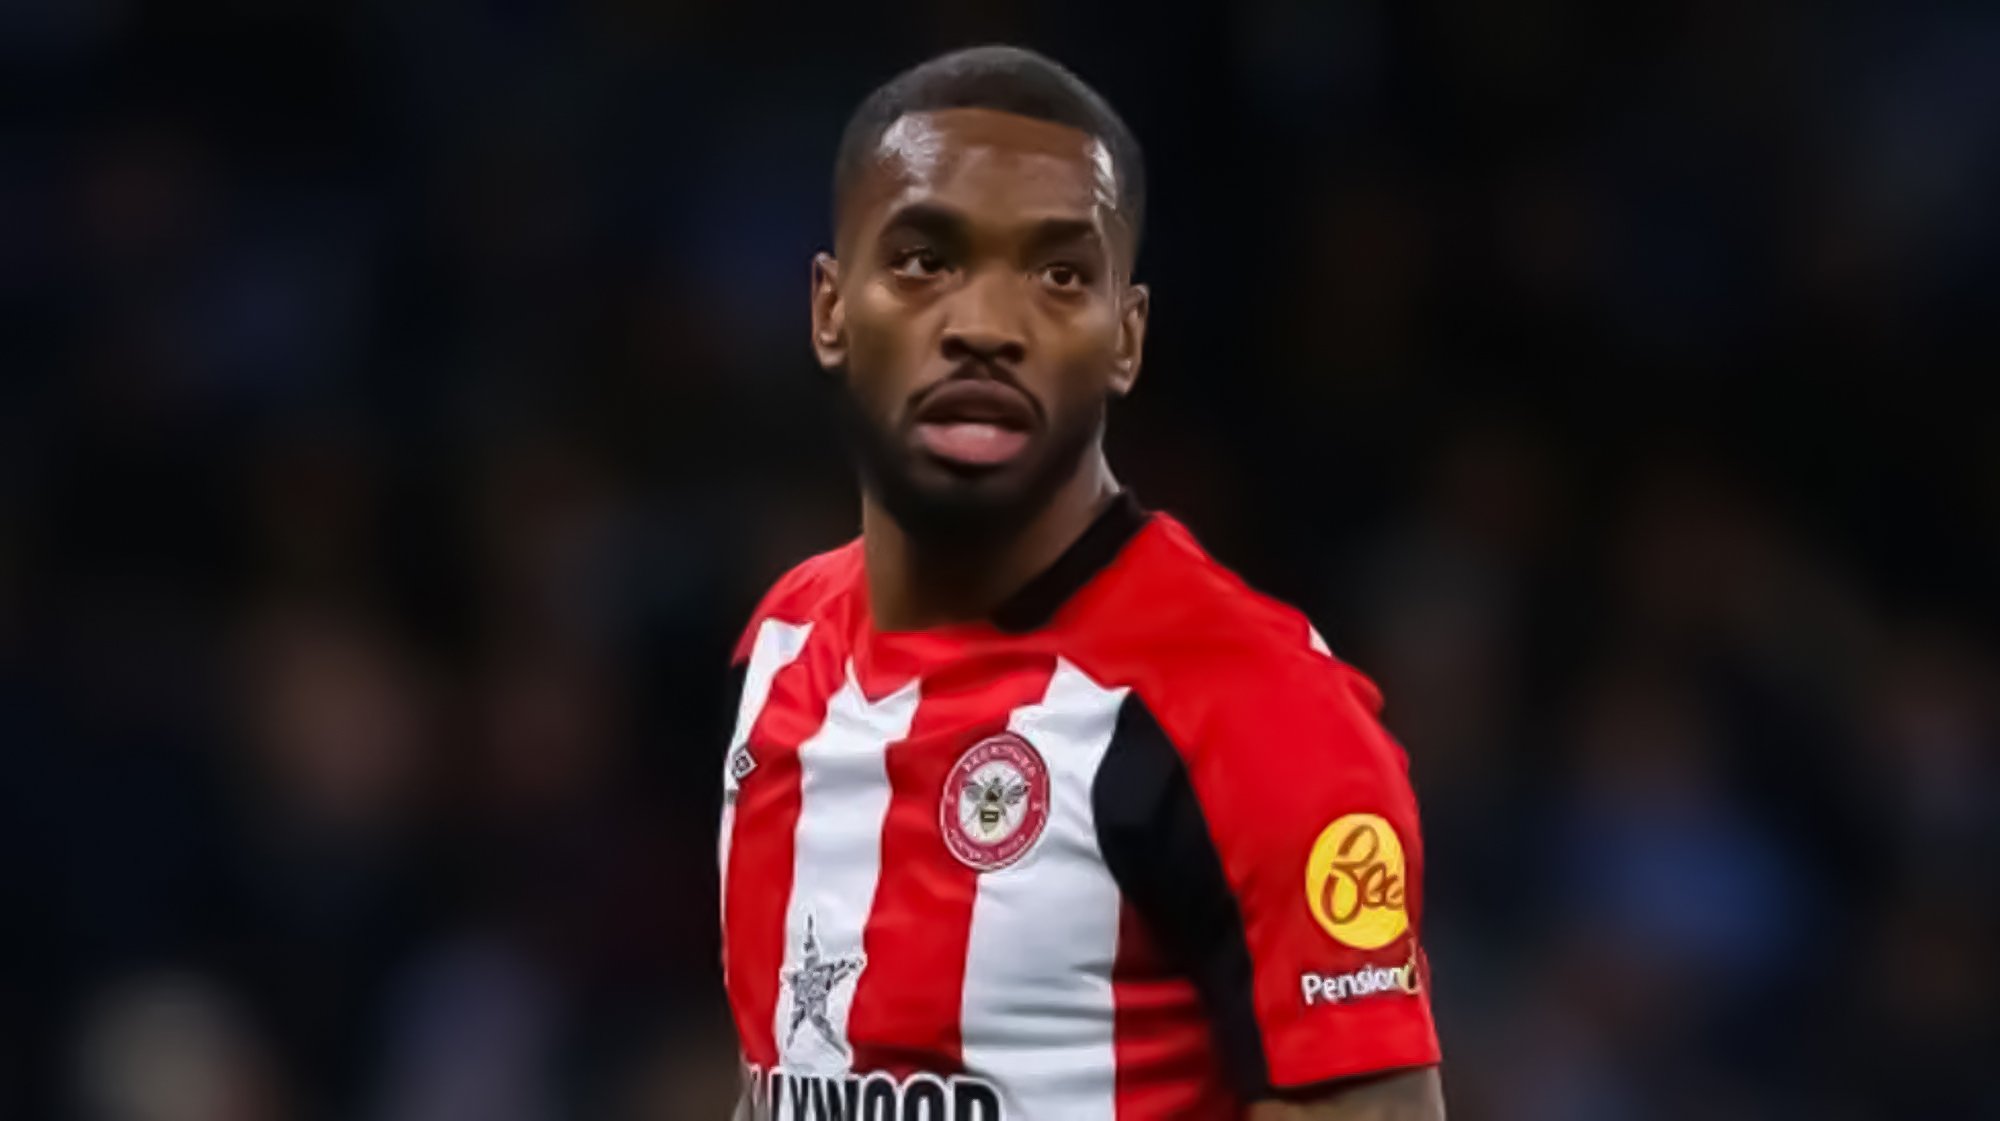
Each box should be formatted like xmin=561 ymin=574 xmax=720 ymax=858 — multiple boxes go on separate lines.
xmin=4 ymin=1 xmax=1994 ymax=1118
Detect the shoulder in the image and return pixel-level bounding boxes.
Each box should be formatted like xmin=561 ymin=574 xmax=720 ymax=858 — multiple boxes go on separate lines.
xmin=1089 ymin=515 xmax=1392 ymax=769
xmin=731 ymin=539 xmax=863 ymax=665
xmin=1088 ymin=522 xmax=1423 ymax=954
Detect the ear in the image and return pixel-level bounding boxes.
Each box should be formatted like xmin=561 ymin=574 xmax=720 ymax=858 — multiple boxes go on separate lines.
xmin=1109 ymin=282 xmax=1149 ymax=397
xmin=810 ymin=252 xmax=846 ymax=370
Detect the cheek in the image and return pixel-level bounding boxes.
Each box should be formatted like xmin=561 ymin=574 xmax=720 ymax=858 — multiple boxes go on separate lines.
xmin=1044 ymin=306 xmax=1123 ymax=399
xmin=844 ymin=289 xmax=930 ymax=409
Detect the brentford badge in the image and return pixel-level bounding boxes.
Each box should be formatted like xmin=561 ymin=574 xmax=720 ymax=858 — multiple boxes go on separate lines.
xmin=942 ymin=732 xmax=1051 ymax=872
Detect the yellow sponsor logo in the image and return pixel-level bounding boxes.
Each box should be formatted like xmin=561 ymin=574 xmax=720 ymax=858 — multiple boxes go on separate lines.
xmin=1305 ymin=813 xmax=1409 ymax=949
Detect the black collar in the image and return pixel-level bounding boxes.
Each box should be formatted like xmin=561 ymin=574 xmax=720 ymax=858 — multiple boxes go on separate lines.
xmin=990 ymin=491 xmax=1151 ymax=634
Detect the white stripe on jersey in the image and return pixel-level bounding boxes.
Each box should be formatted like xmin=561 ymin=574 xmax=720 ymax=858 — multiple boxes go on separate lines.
xmin=961 ymin=657 xmax=1130 ymax=1118
xmin=775 ymin=662 xmax=920 ymax=1075
xmin=720 ymin=620 xmax=813 ymax=925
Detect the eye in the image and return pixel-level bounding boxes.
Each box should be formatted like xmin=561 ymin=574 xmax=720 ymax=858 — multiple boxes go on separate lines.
xmin=889 ymin=246 xmax=948 ymax=280
xmin=1040 ymin=261 xmax=1089 ymax=291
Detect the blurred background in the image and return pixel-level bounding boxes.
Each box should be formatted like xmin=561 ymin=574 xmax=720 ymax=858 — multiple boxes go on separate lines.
xmin=4 ymin=1 xmax=1997 ymax=1118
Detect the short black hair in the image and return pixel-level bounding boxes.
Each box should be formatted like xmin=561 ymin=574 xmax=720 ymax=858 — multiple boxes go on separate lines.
xmin=832 ymin=45 xmax=1146 ymax=257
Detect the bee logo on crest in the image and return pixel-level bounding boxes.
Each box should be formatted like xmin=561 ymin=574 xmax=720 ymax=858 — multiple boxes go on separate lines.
xmin=942 ymin=732 xmax=1051 ymax=872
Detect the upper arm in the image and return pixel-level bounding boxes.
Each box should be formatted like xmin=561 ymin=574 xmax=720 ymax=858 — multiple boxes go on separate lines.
xmin=1098 ymin=652 xmax=1442 ymax=1102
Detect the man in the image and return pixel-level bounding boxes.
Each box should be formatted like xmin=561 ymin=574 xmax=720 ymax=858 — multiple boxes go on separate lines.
xmin=720 ymin=45 xmax=1445 ymax=1120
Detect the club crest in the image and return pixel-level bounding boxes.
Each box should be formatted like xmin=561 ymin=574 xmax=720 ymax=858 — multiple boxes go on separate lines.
xmin=941 ymin=732 xmax=1051 ymax=872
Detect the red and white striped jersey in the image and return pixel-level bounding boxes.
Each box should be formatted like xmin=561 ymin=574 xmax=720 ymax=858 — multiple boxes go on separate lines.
xmin=720 ymin=494 xmax=1440 ymax=1119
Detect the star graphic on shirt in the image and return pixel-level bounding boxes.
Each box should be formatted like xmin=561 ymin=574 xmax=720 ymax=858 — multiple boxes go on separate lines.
xmin=781 ymin=914 xmax=866 ymax=1057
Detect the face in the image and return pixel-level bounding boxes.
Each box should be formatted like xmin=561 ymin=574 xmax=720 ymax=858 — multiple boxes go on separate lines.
xmin=812 ymin=108 xmax=1148 ymax=543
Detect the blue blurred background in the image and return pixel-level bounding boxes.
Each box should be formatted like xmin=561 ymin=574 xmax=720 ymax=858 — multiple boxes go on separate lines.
xmin=4 ymin=1 xmax=1997 ymax=1118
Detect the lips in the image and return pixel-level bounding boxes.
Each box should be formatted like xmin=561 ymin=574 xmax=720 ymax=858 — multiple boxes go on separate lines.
xmin=910 ymin=379 xmax=1037 ymax=469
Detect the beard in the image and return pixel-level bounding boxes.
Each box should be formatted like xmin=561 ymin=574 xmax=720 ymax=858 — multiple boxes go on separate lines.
xmin=829 ymin=374 xmax=1106 ymax=550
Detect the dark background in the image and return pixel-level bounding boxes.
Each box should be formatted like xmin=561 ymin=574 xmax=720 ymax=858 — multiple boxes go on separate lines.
xmin=5 ymin=1 xmax=1997 ymax=1118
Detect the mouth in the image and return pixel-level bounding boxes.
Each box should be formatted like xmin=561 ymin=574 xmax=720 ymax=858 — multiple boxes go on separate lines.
xmin=909 ymin=377 xmax=1038 ymax=471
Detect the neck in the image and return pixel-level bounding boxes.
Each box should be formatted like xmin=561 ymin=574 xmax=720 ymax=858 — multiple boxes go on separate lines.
xmin=863 ymin=453 xmax=1120 ymax=632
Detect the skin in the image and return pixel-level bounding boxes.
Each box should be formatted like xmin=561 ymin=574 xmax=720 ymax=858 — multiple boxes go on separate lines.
xmin=808 ymin=106 xmax=1446 ymax=1119
xmin=1248 ymin=1069 xmax=1447 ymax=1120
xmin=811 ymin=107 xmax=1146 ymax=631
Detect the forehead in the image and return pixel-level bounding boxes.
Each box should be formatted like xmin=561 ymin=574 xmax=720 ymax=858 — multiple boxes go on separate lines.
xmin=844 ymin=107 xmax=1120 ymax=237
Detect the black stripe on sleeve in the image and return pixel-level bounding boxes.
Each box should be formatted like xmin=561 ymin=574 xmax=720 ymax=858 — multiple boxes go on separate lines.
xmin=1093 ymin=696 xmax=1271 ymax=1098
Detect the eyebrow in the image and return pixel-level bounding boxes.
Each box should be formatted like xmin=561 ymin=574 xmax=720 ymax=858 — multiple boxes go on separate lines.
xmin=877 ymin=202 xmax=967 ymax=244
xmin=1021 ymin=217 xmax=1103 ymax=257
xmin=876 ymin=202 xmax=1106 ymax=257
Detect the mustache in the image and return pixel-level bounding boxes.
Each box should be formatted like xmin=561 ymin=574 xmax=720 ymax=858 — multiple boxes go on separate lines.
xmin=906 ymin=361 xmax=1045 ymax=423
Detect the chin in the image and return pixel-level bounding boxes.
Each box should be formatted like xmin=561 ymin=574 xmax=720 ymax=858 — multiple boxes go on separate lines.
xmin=880 ymin=464 xmax=1049 ymax=544
xmin=835 ymin=385 xmax=1101 ymax=546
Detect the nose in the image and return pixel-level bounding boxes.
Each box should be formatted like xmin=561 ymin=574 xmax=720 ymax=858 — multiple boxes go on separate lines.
xmin=939 ymin=271 xmax=1027 ymax=368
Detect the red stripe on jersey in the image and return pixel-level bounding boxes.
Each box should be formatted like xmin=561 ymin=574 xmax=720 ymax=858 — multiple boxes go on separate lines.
xmin=1112 ymin=902 xmax=1236 ymax=1120
xmin=725 ymin=500 xmax=1442 ymax=1105
xmin=723 ymin=632 xmax=839 ymax=1067
xmin=847 ymin=649 xmax=1060 ymax=1078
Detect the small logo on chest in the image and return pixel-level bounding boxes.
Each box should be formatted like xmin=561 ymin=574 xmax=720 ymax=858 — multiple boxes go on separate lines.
xmin=941 ymin=732 xmax=1051 ymax=872
xmin=727 ymin=743 xmax=758 ymax=784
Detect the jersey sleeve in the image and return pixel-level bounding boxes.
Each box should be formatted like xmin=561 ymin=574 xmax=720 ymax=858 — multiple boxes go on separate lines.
xmin=731 ymin=580 xmax=793 ymax=667
xmin=730 ymin=542 xmax=858 ymax=667
xmin=1097 ymin=653 xmax=1440 ymax=1098
xmin=730 ymin=608 xmax=767 ymax=667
